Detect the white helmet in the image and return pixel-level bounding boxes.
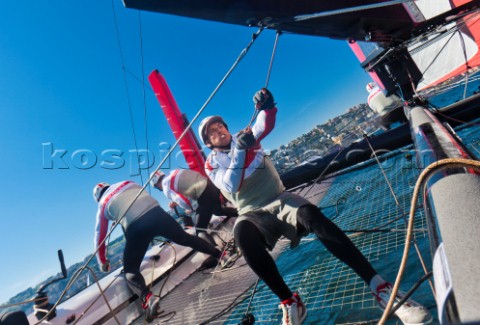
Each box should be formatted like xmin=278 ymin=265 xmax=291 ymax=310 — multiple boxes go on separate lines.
xmin=150 ymin=171 xmax=165 ymax=188
xmin=366 ymin=82 xmax=376 ymax=93
xmin=93 ymin=182 xmax=110 ymax=202
xmin=198 ymin=116 xmax=228 ymax=147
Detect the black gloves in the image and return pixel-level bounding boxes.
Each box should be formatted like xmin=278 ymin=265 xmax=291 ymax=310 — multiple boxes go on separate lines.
xmin=236 ymin=131 xmax=256 ymax=150
xmin=101 ymin=259 xmax=110 ymax=273
xmin=253 ymin=88 xmax=275 ymax=110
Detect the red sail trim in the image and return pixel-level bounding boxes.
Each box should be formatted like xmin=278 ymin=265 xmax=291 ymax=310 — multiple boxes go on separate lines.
xmin=348 ymin=40 xmax=388 ymax=91
xmin=411 ymin=0 xmax=480 ymax=90
xmin=350 ymin=0 xmax=480 ymax=92
xmin=422 ymin=2 xmax=480 ymax=87
xmin=148 ymin=70 xmax=206 ymax=175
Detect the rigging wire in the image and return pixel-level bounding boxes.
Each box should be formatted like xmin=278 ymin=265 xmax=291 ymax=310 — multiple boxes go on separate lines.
xmin=428 ymin=102 xmax=480 ymax=128
xmin=426 ymin=74 xmax=480 ymax=98
xmin=138 ymin=10 xmax=152 ymax=191
xmin=378 ymin=158 xmax=480 ymax=325
xmin=298 ymin=119 xmax=358 ymax=199
xmin=408 ymin=5 xmax=480 ymax=54
xmin=148 ymin=241 xmax=177 ymax=323
xmin=410 ymin=12 xmax=480 ymax=100
xmin=246 ymin=30 xmax=281 ymax=129
xmin=71 ymin=266 xmax=121 ymax=325
xmin=416 ymin=31 xmax=457 ymax=80
xmin=265 ymin=31 xmax=282 ymax=89
xmin=0 ymin=297 xmax=49 ymax=309
xmin=241 ymin=278 xmax=259 ymax=323
xmin=111 ymin=0 xmax=145 ymax=186
xmin=457 ymin=29 xmax=471 ymax=100
xmin=124 ymin=67 xmax=154 ymax=91
xmin=386 ymin=272 xmax=433 ymax=318
xmin=411 ymin=9 xmax=480 ymax=55
xmin=362 ymin=132 xmax=434 ymax=294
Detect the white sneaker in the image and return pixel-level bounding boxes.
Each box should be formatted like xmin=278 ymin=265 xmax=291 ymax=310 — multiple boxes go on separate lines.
xmin=278 ymin=293 xmax=307 ymax=325
xmin=143 ymin=294 xmax=162 ymax=323
xmin=373 ymin=282 xmax=432 ymax=325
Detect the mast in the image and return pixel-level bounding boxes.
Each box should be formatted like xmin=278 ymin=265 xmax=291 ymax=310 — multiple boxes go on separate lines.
xmin=406 ymin=104 xmax=480 ymax=324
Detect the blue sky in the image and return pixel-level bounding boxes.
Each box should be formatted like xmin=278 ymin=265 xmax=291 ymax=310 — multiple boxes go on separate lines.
xmin=0 ymin=0 xmax=373 ymax=303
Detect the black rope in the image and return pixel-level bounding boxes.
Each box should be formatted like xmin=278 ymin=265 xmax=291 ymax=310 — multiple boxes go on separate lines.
xmin=328 ymin=196 xmax=347 ymax=221
xmin=414 ymin=13 xmax=480 ymax=101
xmin=387 ymin=272 xmax=433 ymax=317
xmin=198 ymin=282 xmax=263 ymax=325
xmin=241 ymin=278 xmax=260 ymax=324
xmin=434 ymin=110 xmax=480 ymax=127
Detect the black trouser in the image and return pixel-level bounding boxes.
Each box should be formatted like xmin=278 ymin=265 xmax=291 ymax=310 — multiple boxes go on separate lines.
xmin=123 ymin=206 xmax=221 ymax=300
xmin=234 ymin=204 xmax=377 ymax=301
xmin=196 ymin=181 xmax=238 ymax=234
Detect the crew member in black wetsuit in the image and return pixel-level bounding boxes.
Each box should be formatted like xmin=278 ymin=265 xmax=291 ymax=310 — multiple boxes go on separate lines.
xmin=92 ymin=181 xmax=227 ymax=323
xmin=198 ymin=88 xmax=433 ymax=325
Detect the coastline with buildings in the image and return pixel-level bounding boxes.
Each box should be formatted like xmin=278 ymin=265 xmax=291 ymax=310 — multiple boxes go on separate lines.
xmin=270 ymin=102 xmax=382 ymax=174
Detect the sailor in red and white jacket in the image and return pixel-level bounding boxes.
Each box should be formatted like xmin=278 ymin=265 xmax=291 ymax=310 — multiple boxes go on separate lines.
xmin=199 ymin=89 xmax=282 ymax=216
xmin=92 ymin=180 xmax=223 ymax=320
xmin=150 ymin=169 xmax=238 ymax=244
xmin=94 ymin=181 xmax=156 ymax=269
xmin=157 ymin=169 xmax=206 ymax=212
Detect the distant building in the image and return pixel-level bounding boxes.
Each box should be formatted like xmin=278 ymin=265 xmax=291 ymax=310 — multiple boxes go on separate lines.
xmin=271 ymin=102 xmax=381 ymax=173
